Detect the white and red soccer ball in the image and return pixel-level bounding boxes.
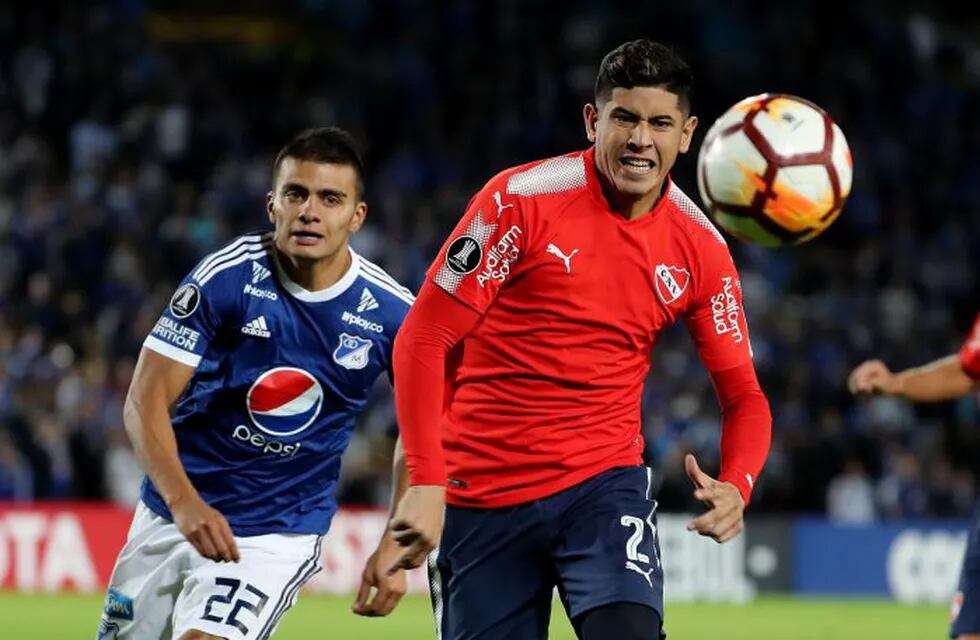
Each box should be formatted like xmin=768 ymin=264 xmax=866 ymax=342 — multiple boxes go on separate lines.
xmin=697 ymin=93 xmax=853 ymax=247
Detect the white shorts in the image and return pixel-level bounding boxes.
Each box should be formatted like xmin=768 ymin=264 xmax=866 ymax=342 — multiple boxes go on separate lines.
xmin=97 ymin=502 xmax=322 ymax=639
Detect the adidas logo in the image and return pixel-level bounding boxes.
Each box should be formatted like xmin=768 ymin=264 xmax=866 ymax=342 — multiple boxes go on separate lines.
xmin=241 ymin=315 xmax=271 ymax=338
xmin=357 ymin=287 xmax=379 ymax=313
xmin=251 ymin=261 xmax=272 ymax=285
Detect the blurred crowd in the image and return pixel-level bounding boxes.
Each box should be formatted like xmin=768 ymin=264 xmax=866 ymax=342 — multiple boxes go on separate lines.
xmin=0 ymin=1 xmax=978 ymax=521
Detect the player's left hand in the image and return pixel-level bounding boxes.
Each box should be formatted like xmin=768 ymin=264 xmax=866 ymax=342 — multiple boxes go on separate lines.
xmin=684 ymin=453 xmax=745 ymax=543
xmin=352 ymin=531 xmax=407 ymax=617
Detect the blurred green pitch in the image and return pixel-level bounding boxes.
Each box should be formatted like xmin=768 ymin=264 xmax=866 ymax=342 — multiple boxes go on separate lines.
xmin=3 ymin=593 xmax=947 ymax=639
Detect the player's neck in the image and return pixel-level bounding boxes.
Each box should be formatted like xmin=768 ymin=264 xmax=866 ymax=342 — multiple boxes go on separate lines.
xmin=276 ymin=246 xmax=352 ymax=292
xmin=599 ymin=176 xmax=668 ymax=221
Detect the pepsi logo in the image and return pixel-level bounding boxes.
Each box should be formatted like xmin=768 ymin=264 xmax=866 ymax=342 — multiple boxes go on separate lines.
xmin=246 ymin=367 xmax=323 ymax=437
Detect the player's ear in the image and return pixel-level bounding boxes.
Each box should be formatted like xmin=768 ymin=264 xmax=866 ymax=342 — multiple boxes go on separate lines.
xmin=348 ymin=202 xmax=367 ymax=234
xmin=583 ymin=103 xmax=599 ymax=143
xmin=266 ymin=191 xmax=275 ymax=223
xmin=678 ymin=115 xmax=698 ymax=154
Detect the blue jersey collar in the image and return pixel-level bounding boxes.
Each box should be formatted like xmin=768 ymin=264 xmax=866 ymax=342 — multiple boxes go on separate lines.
xmin=273 ymin=246 xmax=361 ymax=302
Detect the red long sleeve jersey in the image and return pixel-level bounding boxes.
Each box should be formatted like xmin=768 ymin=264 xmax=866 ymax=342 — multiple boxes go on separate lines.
xmin=961 ymin=313 xmax=980 ymax=379
xmin=427 ymin=147 xmax=755 ymax=507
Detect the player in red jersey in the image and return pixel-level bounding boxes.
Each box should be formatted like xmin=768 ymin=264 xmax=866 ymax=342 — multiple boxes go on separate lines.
xmin=360 ymin=40 xmax=772 ymax=638
xmin=849 ymin=313 xmax=980 ymax=639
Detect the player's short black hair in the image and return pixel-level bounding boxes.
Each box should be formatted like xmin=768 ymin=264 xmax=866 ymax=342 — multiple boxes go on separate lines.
xmin=272 ymin=127 xmax=365 ymax=197
xmin=594 ymin=40 xmax=694 ymax=113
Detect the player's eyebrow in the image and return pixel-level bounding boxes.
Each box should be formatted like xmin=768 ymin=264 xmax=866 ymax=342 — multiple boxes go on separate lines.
xmin=611 ymin=106 xmax=640 ymax=120
xmin=649 ymin=113 xmax=676 ymax=124
xmin=612 ymin=106 xmax=676 ymax=125
xmin=282 ymin=182 xmax=348 ymax=202
xmin=282 ymin=182 xmax=309 ymax=197
xmin=315 ymin=187 xmax=348 ymax=201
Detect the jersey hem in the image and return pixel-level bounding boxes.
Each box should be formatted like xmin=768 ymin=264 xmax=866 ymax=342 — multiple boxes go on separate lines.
xmin=445 ymin=453 xmax=644 ymax=508
xmin=139 ymin=496 xmax=332 ymax=537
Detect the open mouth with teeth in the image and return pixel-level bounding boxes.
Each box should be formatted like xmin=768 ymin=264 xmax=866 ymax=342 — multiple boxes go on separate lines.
xmin=620 ymin=157 xmax=657 ymax=173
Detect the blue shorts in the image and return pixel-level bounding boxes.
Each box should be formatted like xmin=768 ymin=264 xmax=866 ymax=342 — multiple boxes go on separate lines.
xmin=428 ymin=466 xmax=664 ymax=640
xmin=952 ymin=504 xmax=980 ymax=637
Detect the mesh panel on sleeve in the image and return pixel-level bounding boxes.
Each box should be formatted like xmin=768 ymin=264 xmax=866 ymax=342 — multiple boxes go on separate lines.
xmin=506 ymin=155 xmax=586 ymax=196
xmin=668 ymin=182 xmax=726 ymax=245
xmin=432 ymin=212 xmax=499 ymax=293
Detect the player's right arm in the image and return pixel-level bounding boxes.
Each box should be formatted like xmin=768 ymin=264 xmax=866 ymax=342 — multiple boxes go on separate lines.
xmin=847 ymin=355 xmax=980 ymax=401
xmin=124 ymin=348 xmax=239 ymax=563
xmin=386 ymin=284 xmax=482 ymax=574
xmin=130 ymin=237 xmax=262 ymax=563
xmin=387 ymin=176 xmax=528 ymax=573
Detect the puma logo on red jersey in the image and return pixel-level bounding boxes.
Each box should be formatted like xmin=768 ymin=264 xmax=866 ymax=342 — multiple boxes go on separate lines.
xmin=493 ymin=191 xmax=514 ymax=218
xmin=547 ymin=243 xmax=578 ymax=273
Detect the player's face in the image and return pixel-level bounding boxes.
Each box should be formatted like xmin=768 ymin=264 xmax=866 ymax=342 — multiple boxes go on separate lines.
xmin=267 ymin=158 xmax=366 ymax=263
xmin=584 ymin=86 xmax=698 ymax=201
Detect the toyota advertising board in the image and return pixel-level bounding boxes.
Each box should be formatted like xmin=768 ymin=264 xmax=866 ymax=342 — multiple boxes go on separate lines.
xmin=0 ymin=503 xmax=968 ymax=604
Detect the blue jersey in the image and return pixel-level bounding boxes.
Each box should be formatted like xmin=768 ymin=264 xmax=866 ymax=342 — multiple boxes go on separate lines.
xmin=139 ymin=232 xmax=413 ymax=536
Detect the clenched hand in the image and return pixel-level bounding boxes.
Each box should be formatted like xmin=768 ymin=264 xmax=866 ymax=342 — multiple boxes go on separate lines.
xmin=847 ymin=359 xmax=899 ymax=396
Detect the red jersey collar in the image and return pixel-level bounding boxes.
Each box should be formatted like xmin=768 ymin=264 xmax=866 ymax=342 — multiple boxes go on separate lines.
xmin=582 ymin=145 xmax=674 ymax=225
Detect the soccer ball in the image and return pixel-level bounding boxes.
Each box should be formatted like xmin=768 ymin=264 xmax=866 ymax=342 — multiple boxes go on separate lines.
xmin=697 ymin=93 xmax=852 ymax=246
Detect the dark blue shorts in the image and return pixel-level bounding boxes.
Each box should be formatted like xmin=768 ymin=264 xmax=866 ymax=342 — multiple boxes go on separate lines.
xmin=952 ymin=504 xmax=980 ymax=637
xmin=428 ymin=466 xmax=664 ymax=640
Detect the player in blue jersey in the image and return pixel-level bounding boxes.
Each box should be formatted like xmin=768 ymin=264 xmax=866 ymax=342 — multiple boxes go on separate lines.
xmin=96 ymin=127 xmax=414 ymax=640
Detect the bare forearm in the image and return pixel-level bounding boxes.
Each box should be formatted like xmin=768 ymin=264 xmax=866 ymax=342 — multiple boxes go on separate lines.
xmin=123 ymin=394 xmax=196 ymax=508
xmin=893 ymin=355 xmax=979 ymax=402
xmin=388 ymin=436 xmax=408 ymax=517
